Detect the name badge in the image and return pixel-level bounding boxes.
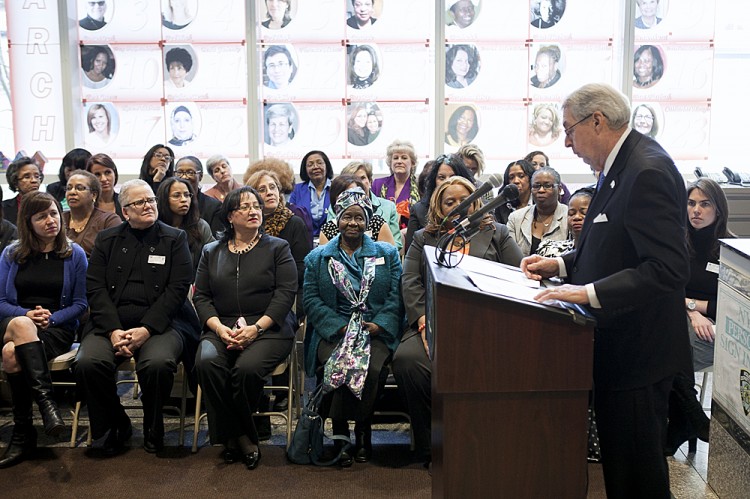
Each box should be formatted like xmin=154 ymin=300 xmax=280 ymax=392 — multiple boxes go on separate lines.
xmin=375 ymin=257 xmax=385 ymax=265
xmin=148 ymin=255 xmax=166 ymax=265
xmin=365 ymin=230 xmax=373 ymax=237
xmin=706 ymin=262 xmax=719 ymax=274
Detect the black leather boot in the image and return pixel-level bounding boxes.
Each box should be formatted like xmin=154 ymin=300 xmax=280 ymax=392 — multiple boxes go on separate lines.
xmin=0 ymin=373 xmax=38 ymax=468
xmin=673 ymin=374 xmax=710 ymax=442
xmin=354 ymin=420 xmax=372 ymax=463
xmin=14 ymin=342 xmax=65 ymax=437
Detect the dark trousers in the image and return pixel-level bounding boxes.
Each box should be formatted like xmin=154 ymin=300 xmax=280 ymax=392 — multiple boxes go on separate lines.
xmin=74 ymin=329 xmax=183 ymax=440
xmin=391 ymin=330 xmax=431 ymax=458
xmin=195 ymin=334 xmax=293 ymax=446
xmin=594 ymin=376 xmax=673 ymax=499
xmin=316 ymin=336 xmax=391 ymax=424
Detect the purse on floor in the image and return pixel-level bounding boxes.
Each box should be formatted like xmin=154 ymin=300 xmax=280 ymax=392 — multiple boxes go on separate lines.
xmin=287 ymin=384 xmax=351 ymax=466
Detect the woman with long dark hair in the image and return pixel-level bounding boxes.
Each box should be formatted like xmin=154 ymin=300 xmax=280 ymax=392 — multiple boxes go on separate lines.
xmin=0 ymin=192 xmax=88 ymax=468
xmin=139 ymin=144 xmax=175 ymax=193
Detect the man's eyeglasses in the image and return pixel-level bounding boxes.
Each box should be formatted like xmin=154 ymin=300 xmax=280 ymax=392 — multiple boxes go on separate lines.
xmin=66 ymin=185 xmax=91 ymax=192
xmin=175 ymin=170 xmax=198 ymax=179
xmin=531 ymin=183 xmax=558 ymax=191
xmin=564 ymin=113 xmax=593 ymax=137
xmin=124 ymin=197 xmax=157 ymax=209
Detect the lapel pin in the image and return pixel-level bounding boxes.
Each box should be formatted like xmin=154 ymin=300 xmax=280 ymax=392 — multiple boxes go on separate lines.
xmin=610 ymin=180 xmax=615 ymax=189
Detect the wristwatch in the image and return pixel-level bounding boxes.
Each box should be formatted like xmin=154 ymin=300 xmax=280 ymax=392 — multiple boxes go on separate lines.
xmin=687 ymin=300 xmax=697 ymax=311
xmin=255 ymin=323 xmax=265 ymax=336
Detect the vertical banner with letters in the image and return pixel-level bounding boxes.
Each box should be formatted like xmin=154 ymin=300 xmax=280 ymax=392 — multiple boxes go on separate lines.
xmin=7 ymin=1 xmax=66 ymax=158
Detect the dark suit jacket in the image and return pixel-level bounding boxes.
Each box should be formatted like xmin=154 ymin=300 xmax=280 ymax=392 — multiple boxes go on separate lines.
xmin=198 ymin=191 xmax=223 ymax=237
xmin=562 ymin=130 xmax=691 ymax=390
xmin=2 ymin=197 xmax=19 ymax=226
xmin=84 ymin=220 xmax=198 ymax=343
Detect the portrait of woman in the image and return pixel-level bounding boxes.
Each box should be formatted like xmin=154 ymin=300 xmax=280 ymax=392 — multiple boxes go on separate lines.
xmin=633 ymin=45 xmax=665 ymax=89
xmin=168 ymin=105 xmax=197 ymax=147
xmin=445 ymin=44 xmax=479 ymax=89
xmin=161 ymin=0 xmax=197 ymax=30
xmin=263 ymin=45 xmax=297 ymax=90
xmin=530 ymin=0 xmax=565 ymax=29
xmin=445 ymin=105 xmax=479 ymax=147
xmin=0 ymin=192 xmax=88 ymax=468
xmin=348 ymin=45 xmax=380 ymax=89
xmin=631 ymin=104 xmax=659 ymax=138
xmin=164 ymin=47 xmax=195 ymax=90
xmin=139 ymin=144 xmax=175 ymax=193
xmin=84 ymin=103 xmax=113 ymax=149
xmin=156 ymin=177 xmax=214 ymax=278
xmin=365 ymin=112 xmax=381 ymax=143
xmin=303 ymin=189 xmax=403 ymax=466
xmin=394 ymin=176 xmax=522 ymax=465
xmin=46 ymin=148 xmax=92 ymax=203
xmin=528 ymin=103 xmax=562 ymax=147
xmin=530 ymin=45 xmax=561 ymax=89
xmin=81 ymin=45 xmax=114 ymax=90
xmin=64 ymin=170 xmax=121 ymax=257
xmin=262 ymin=0 xmax=293 ymax=30
xmin=635 ymin=0 xmax=662 ymax=29
xmin=347 ymin=0 xmax=378 ymax=30
xmin=194 ymin=187 xmax=297 ymax=469
xmin=447 ymin=0 xmax=478 ymax=29
xmin=264 ymin=104 xmax=296 ymax=147
xmin=86 ymin=153 xmax=123 ymax=219
xmin=347 ymin=104 xmax=370 ymax=147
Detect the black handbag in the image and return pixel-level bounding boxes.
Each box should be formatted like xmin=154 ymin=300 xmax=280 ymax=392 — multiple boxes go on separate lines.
xmin=287 ymin=384 xmax=351 ymax=465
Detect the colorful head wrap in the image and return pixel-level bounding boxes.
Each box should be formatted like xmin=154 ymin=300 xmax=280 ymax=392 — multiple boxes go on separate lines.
xmin=334 ymin=187 xmax=373 ymax=227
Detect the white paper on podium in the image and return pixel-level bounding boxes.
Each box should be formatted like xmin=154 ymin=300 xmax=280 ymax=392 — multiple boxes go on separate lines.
xmin=456 ymin=253 xmax=540 ymax=288
xmin=465 ymin=271 xmax=543 ymax=303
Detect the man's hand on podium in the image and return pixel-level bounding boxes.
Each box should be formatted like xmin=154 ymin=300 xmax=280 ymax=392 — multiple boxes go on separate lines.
xmin=521 ymin=254 xmax=560 ymax=280
xmin=534 ymin=284 xmax=589 ymax=305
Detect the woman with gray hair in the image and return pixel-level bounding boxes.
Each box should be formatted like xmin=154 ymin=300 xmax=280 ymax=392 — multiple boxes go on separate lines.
xmin=3 ymin=157 xmax=43 ymax=226
xmin=205 ymin=155 xmax=242 ymax=202
xmin=372 ymin=140 xmax=421 ymax=233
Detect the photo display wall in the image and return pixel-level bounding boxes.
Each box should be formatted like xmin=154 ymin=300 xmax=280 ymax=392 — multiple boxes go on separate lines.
xmin=77 ymin=0 xmax=249 ymax=161
xmin=69 ymin=0 xmax=716 ymax=174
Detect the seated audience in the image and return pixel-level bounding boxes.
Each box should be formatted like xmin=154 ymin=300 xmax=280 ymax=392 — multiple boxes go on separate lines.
xmin=75 ymin=180 xmax=199 ymax=456
xmin=507 ymin=167 xmax=568 ymax=256
xmin=139 ymin=144 xmax=175 ymax=194
xmin=3 ymin=157 xmax=43 ymax=226
xmin=174 ymin=156 xmax=224 ymax=237
xmin=494 ymin=159 xmax=535 ymax=225
xmin=665 ymin=178 xmax=732 ymax=455
xmin=341 ymin=161 xmax=402 ymax=251
xmin=303 ymin=189 xmax=403 ymax=467
xmin=156 ymin=177 xmax=215 ymax=278
xmin=64 ymin=171 xmax=121 ymax=257
xmin=87 ymin=153 xmax=123 ymax=220
xmin=535 ymin=187 xmax=592 ymax=257
xmin=205 ymin=155 xmax=242 ymax=203
xmin=289 ymin=151 xmax=334 ymax=238
xmin=46 ymin=148 xmax=91 ymax=203
xmin=0 ymin=189 xmax=18 ymax=252
xmin=0 ymin=192 xmax=88 ymax=468
xmin=319 ymin=179 xmax=395 ymax=246
xmin=405 ymin=154 xmax=474 ymax=252
xmin=194 ymin=186 xmax=297 ymax=470
xmin=393 ymin=176 xmax=523 ymax=465
xmin=524 ymin=150 xmax=571 ymax=204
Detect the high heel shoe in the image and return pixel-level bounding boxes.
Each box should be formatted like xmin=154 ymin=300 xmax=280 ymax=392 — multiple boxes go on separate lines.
xmin=354 ymin=421 xmax=372 ymax=463
xmin=243 ymin=449 xmax=261 ymax=470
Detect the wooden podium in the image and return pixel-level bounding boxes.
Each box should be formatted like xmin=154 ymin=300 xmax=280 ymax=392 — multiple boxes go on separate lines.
xmin=424 ymin=248 xmax=595 ymax=498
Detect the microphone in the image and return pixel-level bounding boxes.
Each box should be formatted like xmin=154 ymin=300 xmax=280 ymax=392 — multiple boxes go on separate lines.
xmin=443 ymin=173 xmax=503 ymax=220
xmin=454 ymin=183 xmax=519 ymax=234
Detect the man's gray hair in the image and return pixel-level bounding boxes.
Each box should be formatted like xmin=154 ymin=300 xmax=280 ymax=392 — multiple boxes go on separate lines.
xmin=119 ymin=179 xmax=152 ymax=207
xmin=562 ymin=83 xmax=631 ymax=130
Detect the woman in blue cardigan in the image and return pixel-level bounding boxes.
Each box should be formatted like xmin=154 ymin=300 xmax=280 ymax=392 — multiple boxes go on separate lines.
xmin=289 ymin=150 xmax=334 ymax=238
xmin=0 ymin=192 xmax=88 ymax=468
xmin=303 ymin=188 xmax=403 ymax=467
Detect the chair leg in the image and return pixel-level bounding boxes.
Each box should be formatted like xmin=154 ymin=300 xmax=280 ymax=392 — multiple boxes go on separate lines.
xmin=178 ymin=364 xmax=187 ymax=447
xmin=70 ymin=401 xmax=81 ymax=448
xmin=192 ymin=386 xmax=202 ymax=453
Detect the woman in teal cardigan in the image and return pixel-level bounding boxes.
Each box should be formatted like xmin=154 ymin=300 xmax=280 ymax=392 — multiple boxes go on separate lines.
xmin=303 ymin=188 xmax=404 ymax=467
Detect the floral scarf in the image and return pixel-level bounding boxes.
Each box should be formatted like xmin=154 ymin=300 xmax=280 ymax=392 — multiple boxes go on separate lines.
xmin=323 ymin=255 xmax=377 ymax=399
